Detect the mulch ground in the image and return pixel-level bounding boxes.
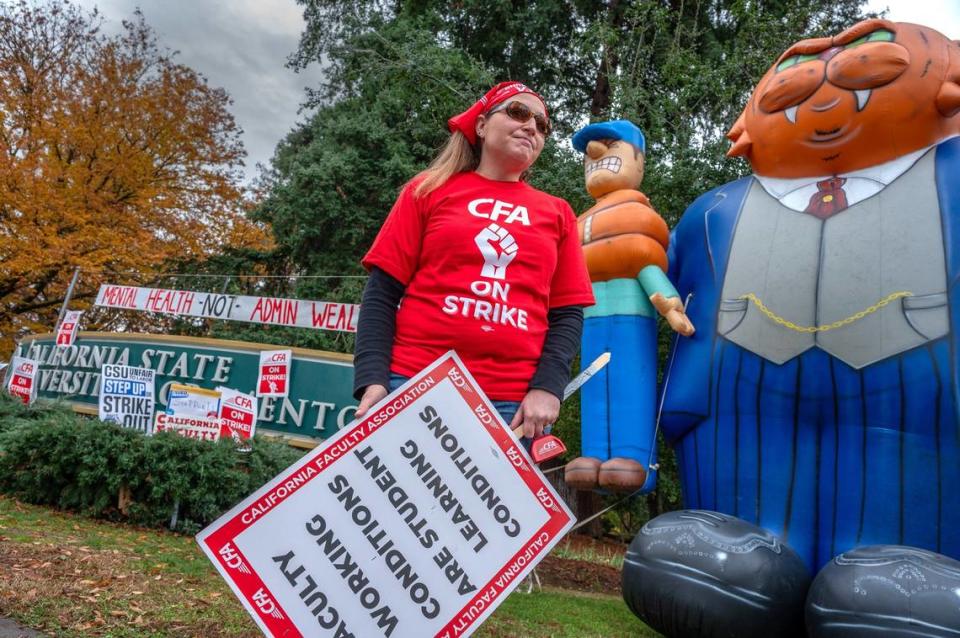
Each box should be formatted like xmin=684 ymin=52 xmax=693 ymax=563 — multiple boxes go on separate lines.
xmin=537 ymin=534 xmax=626 ymax=595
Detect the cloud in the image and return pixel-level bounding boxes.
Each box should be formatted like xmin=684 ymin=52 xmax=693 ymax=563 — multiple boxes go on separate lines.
xmin=76 ymin=0 xmax=325 ymax=183
xmin=867 ymin=0 xmax=960 ymax=39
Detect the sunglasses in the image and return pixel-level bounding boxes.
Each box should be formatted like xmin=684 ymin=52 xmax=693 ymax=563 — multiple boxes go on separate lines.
xmin=487 ymin=100 xmax=551 ymax=136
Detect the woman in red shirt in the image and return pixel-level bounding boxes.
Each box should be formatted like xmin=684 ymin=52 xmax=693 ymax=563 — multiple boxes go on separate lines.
xmin=353 ymin=82 xmax=594 ymax=441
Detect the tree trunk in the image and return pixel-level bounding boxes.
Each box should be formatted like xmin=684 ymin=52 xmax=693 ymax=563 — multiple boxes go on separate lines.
xmin=589 ymin=0 xmax=625 ymax=116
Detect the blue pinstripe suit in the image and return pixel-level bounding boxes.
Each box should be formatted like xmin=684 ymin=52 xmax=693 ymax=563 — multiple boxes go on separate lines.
xmin=661 ymin=137 xmax=960 ymax=572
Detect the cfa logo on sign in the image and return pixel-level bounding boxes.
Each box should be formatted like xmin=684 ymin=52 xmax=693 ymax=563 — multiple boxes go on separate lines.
xmin=467 ymin=198 xmax=531 ymax=226
xmin=230 ymin=395 xmax=254 ymax=409
xmin=536 ymin=487 xmax=561 ymax=513
xmin=217 ymin=542 xmax=251 ymax=574
xmin=268 ymin=352 xmax=288 ymax=363
xmin=252 ymin=588 xmax=284 ymax=619
xmin=16 ymin=362 xmax=33 ymax=374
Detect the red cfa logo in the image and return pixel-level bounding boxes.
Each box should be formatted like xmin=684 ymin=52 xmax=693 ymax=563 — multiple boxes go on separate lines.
xmin=252 ymin=587 xmax=284 ymax=620
xmin=268 ymin=352 xmax=288 ymax=363
xmin=229 ymin=395 xmax=254 ymax=409
xmin=505 ymin=446 xmax=530 ymax=471
xmin=217 ymin=542 xmax=250 ymax=574
xmin=536 ymin=487 xmax=560 ymax=513
xmin=538 ymin=439 xmax=560 ymax=454
xmin=16 ymin=362 xmax=33 ymax=374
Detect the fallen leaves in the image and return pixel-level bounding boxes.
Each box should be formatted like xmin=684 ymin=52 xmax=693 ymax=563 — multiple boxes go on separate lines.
xmin=0 ymin=497 xmax=253 ymax=636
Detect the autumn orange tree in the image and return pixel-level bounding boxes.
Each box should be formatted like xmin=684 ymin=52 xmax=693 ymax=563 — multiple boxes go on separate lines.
xmin=0 ymin=0 xmax=266 ymax=355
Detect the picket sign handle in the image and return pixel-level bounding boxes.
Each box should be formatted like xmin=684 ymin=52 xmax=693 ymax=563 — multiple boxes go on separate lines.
xmin=507 ymin=352 xmax=611 ymax=441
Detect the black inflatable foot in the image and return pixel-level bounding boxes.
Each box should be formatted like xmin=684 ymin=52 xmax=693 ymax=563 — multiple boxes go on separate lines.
xmin=622 ymin=510 xmax=810 ymax=638
xmin=806 ymin=545 xmax=960 ymax=637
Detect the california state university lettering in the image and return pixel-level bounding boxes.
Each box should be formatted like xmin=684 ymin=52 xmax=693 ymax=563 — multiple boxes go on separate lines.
xmin=95 ymin=284 xmax=359 ymax=333
xmin=15 ymin=334 xmax=356 ymax=441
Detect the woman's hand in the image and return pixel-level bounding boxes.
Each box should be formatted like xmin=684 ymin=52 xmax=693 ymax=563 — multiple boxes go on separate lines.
xmin=509 ymin=388 xmax=561 ymax=439
xmin=355 ymin=384 xmax=388 ymax=419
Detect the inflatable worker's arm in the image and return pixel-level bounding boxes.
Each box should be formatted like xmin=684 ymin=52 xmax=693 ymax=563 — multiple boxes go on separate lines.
xmin=639 ymin=265 xmax=695 ymax=336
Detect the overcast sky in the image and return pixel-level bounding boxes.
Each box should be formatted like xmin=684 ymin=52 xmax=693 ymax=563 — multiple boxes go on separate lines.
xmin=75 ymin=0 xmax=324 ymax=184
xmin=75 ymin=0 xmax=960 ymax=185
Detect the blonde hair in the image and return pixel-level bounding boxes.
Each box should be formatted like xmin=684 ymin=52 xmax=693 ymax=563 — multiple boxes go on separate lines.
xmin=413 ymin=131 xmax=479 ymax=198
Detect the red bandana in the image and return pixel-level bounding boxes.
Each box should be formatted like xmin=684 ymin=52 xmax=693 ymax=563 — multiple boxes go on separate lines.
xmin=447 ymin=81 xmax=548 ymax=145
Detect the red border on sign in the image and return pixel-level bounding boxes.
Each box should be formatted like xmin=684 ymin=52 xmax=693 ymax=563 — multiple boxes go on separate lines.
xmin=199 ymin=352 xmax=572 ymax=637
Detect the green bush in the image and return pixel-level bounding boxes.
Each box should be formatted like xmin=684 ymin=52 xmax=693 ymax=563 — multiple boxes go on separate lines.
xmin=0 ymin=394 xmax=305 ymax=534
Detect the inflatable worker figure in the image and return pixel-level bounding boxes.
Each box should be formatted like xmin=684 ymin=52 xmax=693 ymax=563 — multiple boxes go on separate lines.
xmin=564 ymin=120 xmax=694 ymax=493
xmin=622 ymin=19 xmax=960 ymax=638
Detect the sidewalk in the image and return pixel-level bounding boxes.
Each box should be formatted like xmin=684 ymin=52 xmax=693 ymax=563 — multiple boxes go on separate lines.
xmin=0 ymin=618 xmax=44 ymax=637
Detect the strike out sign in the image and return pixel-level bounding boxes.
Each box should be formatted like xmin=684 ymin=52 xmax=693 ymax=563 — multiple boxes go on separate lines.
xmin=6 ymin=356 xmax=38 ymax=404
xmin=197 ymin=352 xmax=574 ymax=638
xmin=98 ymin=365 xmax=155 ymax=433
xmin=257 ymin=350 xmax=291 ymax=398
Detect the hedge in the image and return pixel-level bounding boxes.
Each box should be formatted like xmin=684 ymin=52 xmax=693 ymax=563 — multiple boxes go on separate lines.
xmin=0 ymin=394 xmax=305 ymax=534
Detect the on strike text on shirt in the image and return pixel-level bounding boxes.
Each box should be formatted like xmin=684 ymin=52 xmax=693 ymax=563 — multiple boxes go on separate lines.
xmin=363 ymin=172 xmax=594 ymax=401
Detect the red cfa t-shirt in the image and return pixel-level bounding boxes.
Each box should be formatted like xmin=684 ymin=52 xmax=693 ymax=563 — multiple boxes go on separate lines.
xmin=362 ymin=171 xmax=594 ymax=401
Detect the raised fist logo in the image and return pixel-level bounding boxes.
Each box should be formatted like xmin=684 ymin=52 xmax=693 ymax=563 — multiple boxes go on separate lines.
xmin=474 ymin=222 xmax=518 ymax=280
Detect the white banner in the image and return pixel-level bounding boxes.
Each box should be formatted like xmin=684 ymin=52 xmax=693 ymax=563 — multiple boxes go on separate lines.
xmin=218 ymin=387 xmax=258 ymax=442
xmin=7 ymin=356 xmax=37 ymax=405
xmin=55 ymin=310 xmax=83 ymax=347
xmin=95 ymin=284 xmax=358 ymax=333
xmin=257 ymin=350 xmax=291 ymax=399
xmin=197 ymin=352 xmax=575 ymax=638
xmin=98 ymin=365 xmax=155 ymax=433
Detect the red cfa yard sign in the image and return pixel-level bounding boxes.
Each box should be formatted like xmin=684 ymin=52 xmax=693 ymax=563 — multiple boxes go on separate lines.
xmin=257 ymin=350 xmax=291 ymax=398
xmin=6 ymin=356 xmax=37 ymax=404
xmin=197 ymin=352 xmax=574 ymax=638
xmin=219 ymin=387 xmax=258 ymax=441
xmin=55 ymin=310 xmax=83 ymax=347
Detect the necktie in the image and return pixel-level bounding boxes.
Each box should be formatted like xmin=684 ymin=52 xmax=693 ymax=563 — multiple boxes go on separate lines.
xmin=804 ymin=177 xmax=848 ymax=219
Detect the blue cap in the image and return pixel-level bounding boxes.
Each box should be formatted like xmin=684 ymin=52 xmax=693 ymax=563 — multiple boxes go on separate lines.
xmin=572 ymin=120 xmax=645 ymax=154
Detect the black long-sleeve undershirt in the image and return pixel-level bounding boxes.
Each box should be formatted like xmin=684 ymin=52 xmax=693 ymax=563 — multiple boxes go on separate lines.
xmin=352 ymin=267 xmax=584 ymax=401
xmin=352 ymin=267 xmax=405 ymax=399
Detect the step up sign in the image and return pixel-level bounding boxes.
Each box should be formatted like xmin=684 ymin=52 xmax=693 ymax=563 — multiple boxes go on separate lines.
xmin=98 ymin=364 xmax=155 ymax=433
xmin=197 ymin=352 xmax=574 ymax=638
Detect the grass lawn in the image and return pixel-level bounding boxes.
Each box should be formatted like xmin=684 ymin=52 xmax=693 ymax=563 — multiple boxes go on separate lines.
xmin=0 ymin=496 xmax=658 ymax=637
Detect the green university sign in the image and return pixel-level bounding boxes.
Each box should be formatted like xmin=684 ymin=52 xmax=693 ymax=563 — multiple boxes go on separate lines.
xmin=14 ymin=333 xmax=356 ymax=447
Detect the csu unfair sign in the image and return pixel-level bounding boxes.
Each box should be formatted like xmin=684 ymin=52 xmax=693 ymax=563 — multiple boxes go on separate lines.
xmin=98 ymin=364 xmax=155 ymax=433
xmin=197 ymin=352 xmax=574 ymax=638
xmin=257 ymin=350 xmax=291 ymax=398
